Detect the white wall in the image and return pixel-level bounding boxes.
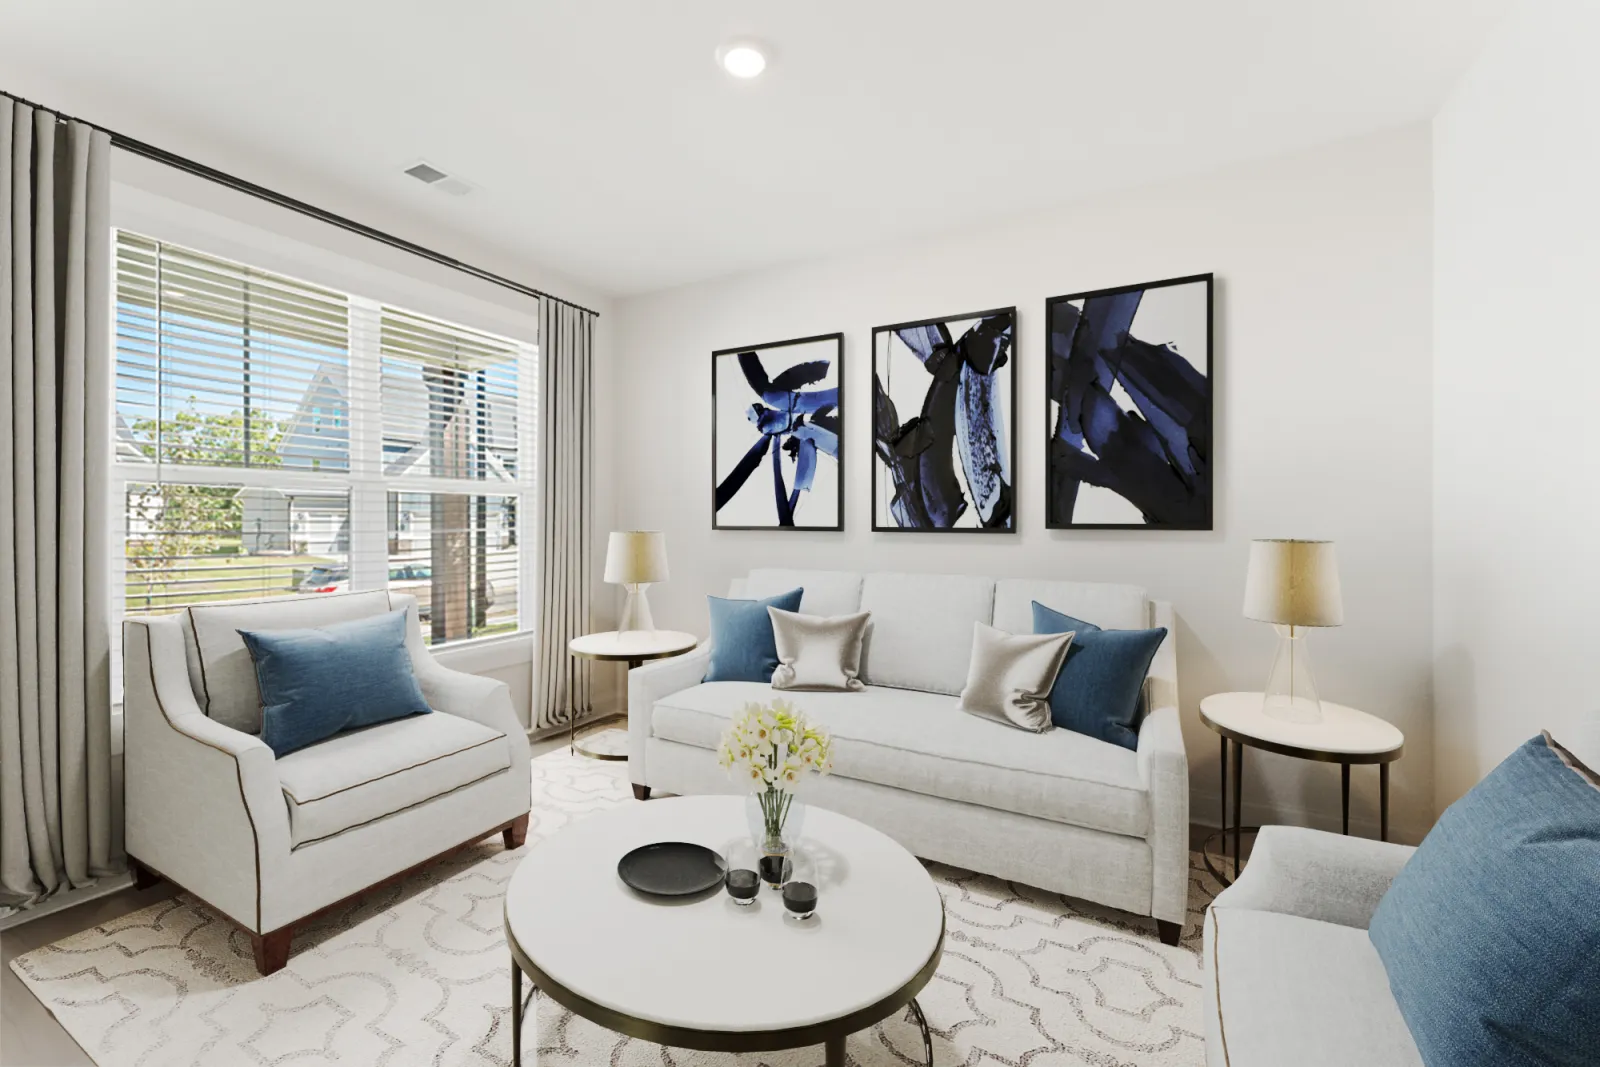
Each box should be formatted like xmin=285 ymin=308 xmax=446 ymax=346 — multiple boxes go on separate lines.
xmin=106 ymin=154 xmax=620 ymax=732
xmin=1432 ymin=0 xmax=1600 ymax=807
xmin=615 ymin=126 xmax=1437 ymax=841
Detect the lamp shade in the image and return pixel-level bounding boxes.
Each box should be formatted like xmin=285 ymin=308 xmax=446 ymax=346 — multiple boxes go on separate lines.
xmin=1243 ymin=539 xmax=1343 ymax=627
xmin=604 ymin=531 xmax=669 ymax=585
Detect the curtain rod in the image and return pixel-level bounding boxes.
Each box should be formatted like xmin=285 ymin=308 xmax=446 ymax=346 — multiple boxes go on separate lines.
xmin=2 ymin=88 xmax=600 ymax=318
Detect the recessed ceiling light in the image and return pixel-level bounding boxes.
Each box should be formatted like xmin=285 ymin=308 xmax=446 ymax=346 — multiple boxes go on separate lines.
xmin=717 ymin=41 xmax=768 ymax=79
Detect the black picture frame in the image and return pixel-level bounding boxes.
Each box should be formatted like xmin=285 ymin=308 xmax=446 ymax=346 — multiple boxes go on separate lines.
xmin=1044 ymin=273 xmax=1214 ymax=530
xmin=711 ymin=332 xmax=845 ymax=531
xmin=871 ymin=307 xmax=1017 ymax=533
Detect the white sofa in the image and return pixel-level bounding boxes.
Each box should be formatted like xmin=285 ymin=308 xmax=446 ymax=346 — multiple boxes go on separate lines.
xmin=1203 ymin=826 xmax=1420 ymax=1066
xmin=628 ymin=569 xmax=1189 ymax=942
xmin=124 ymin=590 xmax=531 ymax=974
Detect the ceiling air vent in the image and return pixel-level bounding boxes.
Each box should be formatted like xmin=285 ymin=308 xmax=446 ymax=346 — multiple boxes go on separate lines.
xmin=403 ymin=160 xmax=477 ymax=198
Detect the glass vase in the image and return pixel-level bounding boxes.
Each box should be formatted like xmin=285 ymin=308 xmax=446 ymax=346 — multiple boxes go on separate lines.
xmin=746 ymin=790 xmax=806 ymax=889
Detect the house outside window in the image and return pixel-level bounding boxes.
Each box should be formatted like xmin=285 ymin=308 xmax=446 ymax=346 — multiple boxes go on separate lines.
xmin=113 ymin=231 xmax=538 ymax=648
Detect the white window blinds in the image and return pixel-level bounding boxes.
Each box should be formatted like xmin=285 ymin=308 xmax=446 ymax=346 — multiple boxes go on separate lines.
xmin=111 ymin=230 xmax=538 ymax=648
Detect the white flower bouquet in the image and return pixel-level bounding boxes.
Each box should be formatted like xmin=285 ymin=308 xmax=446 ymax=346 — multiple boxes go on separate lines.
xmin=717 ymin=698 xmax=833 ymax=849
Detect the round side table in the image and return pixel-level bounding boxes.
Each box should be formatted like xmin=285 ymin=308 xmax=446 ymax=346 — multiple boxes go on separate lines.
xmin=567 ymin=630 xmax=698 ymax=761
xmin=1199 ymin=691 xmax=1403 ymax=887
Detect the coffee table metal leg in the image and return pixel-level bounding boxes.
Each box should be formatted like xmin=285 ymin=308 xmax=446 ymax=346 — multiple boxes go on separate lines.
xmin=825 ymin=1035 xmax=846 ymax=1067
xmin=511 ymin=961 xmax=522 ymax=1067
xmin=1380 ymin=762 xmax=1390 ymax=842
xmin=909 ymin=996 xmax=934 ymax=1065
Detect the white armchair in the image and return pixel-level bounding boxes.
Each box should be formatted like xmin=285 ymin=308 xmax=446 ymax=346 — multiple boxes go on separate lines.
xmin=123 ymin=591 xmax=531 ymax=975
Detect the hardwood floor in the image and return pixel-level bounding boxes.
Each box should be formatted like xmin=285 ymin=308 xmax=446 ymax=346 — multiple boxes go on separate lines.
xmin=2 ymin=880 xmax=181 ymax=1066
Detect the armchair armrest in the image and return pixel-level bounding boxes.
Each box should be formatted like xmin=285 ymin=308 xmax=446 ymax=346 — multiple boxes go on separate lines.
xmin=628 ymin=643 xmax=713 ymax=783
xmin=123 ymin=616 xmax=289 ymax=932
xmin=1138 ymin=702 xmax=1189 ymax=924
xmin=411 ymin=655 xmax=532 ymax=784
xmin=1212 ymin=825 xmax=1415 ymax=930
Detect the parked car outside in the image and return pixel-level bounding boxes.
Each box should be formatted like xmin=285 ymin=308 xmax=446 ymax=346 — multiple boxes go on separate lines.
xmin=296 ymin=564 xmax=494 ymax=620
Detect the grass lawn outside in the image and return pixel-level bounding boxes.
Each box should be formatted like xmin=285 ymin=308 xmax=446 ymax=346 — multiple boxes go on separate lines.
xmin=124 ymin=553 xmax=335 ymax=614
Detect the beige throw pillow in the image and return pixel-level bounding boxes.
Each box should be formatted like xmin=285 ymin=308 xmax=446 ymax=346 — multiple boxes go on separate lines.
xmin=958 ymin=621 xmax=1074 ymax=732
xmin=768 ymin=607 xmax=871 ymax=692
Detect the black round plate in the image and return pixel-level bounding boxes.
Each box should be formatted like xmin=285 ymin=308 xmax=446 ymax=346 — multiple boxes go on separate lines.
xmin=617 ymin=842 xmax=727 ymax=897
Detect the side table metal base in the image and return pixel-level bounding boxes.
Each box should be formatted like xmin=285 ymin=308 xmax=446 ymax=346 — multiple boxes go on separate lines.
xmin=1200 ymin=826 xmax=1260 ymax=889
xmin=570 ymin=717 xmax=629 ymax=761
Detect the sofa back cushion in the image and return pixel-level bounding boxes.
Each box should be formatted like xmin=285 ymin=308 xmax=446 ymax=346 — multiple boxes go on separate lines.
xmin=744 ymin=569 xmax=863 ymax=617
xmin=859 ymin=572 xmax=995 ymax=694
xmin=182 ymin=590 xmax=395 ymax=733
xmin=993 ymin=578 xmax=1148 ymax=634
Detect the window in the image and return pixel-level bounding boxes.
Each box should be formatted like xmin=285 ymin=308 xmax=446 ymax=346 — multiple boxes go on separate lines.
xmin=113 ymin=231 xmax=538 ymax=647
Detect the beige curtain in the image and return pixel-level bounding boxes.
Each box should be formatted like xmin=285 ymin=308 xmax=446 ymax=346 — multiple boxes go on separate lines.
xmin=0 ymin=102 xmax=116 ymax=910
xmin=535 ymin=300 xmax=595 ymax=730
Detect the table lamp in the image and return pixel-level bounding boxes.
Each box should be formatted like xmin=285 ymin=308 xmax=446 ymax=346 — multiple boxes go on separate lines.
xmin=605 ymin=531 xmax=669 ymax=633
xmin=1242 ymin=539 xmax=1343 ymax=724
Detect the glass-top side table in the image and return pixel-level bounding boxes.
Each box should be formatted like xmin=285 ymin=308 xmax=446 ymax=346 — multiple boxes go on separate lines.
xmin=1199 ymin=691 xmax=1404 ymax=887
xmin=567 ymin=630 xmax=698 ymax=761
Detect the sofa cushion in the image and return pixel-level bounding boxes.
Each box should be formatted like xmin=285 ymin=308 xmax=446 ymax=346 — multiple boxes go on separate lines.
xmin=704 ymin=589 xmax=803 ymax=682
xmin=744 ymin=569 xmax=863 ymax=617
xmin=859 ymin=572 xmax=995 ymax=695
xmin=769 ymin=608 xmax=870 ymax=692
xmin=993 ymin=579 xmax=1148 ymax=634
xmin=276 ymin=713 xmax=510 ymax=848
xmin=1208 ymin=907 xmax=1421 ymax=1067
xmin=650 ymin=681 xmax=1148 ymax=836
xmin=958 ymin=622 xmax=1072 ymax=733
xmin=1368 ymin=732 xmax=1600 ymax=1067
xmin=1033 ymin=602 xmax=1166 ymax=750
xmin=183 ymin=590 xmax=393 ymax=733
xmin=240 ymin=609 xmax=432 ymax=758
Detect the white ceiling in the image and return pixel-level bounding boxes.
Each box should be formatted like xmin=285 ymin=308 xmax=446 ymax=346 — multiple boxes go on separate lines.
xmin=0 ymin=1 xmax=1507 ymax=297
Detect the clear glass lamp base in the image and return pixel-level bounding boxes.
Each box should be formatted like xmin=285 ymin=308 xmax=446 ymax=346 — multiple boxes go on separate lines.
xmin=1262 ymin=625 xmax=1324 ymax=724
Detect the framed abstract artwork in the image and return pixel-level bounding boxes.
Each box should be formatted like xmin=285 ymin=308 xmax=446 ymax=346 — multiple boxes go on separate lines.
xmin=712 ymin=332 xmax=843 ymax=530
xmin=1045 ymin=273 xmax=1213 ymax=530
xmin=872 ymin=307 xmax=1015 ymax=532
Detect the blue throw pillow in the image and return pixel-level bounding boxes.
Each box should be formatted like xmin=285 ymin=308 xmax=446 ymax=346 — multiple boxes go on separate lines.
xmin=239 ymin=608 xmax=431 ymax=758
xmin=704 ymin=588 xmax=803 ymax=683
xmin=1031 ymin=601 xmax=1165 ymax=750
xmin=1368 ymin=732 xmax=1600 ymax=1067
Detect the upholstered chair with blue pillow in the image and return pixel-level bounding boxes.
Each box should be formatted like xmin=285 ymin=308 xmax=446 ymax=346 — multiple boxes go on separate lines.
xmin=123 ymin=591 xmax=531 ymax=976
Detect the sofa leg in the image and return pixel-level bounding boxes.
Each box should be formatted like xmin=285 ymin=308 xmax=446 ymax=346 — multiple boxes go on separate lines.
xmin=503 ymin=813 xmax=529 ymax=849
xmin=631 ymin=784 xmax=651 ymax=801
xmin=130 ymin=858 xmax=162 ymax=891
xmin=1156 ymin=920 xmax=1182 ymax=947
xmin=250 ymin=928 xmax=293 ymax=975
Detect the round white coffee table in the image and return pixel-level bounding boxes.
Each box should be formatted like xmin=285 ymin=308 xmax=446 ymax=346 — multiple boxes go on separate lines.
xmin=504 ymin=795 xmax=944 ymax=1066
xmin=567 ymin=630 xmax=698 ymax=760
xmin=1200 ymin=691 xmax=1405 ymax=886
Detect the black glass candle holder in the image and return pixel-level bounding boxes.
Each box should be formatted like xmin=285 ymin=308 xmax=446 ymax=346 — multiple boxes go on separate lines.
xmin=781 ymin=880 xmax=817 ymax=920
xmin=725 ymin=867 xmax=760 ymax=905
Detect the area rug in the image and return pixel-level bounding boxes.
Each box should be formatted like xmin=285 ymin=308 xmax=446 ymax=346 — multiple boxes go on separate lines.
xmin=12 ymin=750 xmax=1219 ymax=1066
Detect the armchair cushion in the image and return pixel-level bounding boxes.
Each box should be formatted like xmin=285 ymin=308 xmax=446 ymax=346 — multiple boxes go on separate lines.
xmin=240 ymin=608 xmax=431 ymax=757
xmin=276 ymin=712 xmax=510 ymax=848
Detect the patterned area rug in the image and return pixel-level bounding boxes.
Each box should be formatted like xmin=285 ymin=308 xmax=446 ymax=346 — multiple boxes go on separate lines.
xmin=12 ymin=751 xmax=1219 ymax=1066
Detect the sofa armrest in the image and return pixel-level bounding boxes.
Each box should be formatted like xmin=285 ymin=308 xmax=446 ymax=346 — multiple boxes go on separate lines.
xmin=123 ymin=616 xmax=289 ymax=932
xmin=628 ymin=643 xmax=713 ymax=784
xmin=1212 ymin=825 xmax=1415 ymax=930
xmin=1138 ymin=702 xmax=1189 ymax=924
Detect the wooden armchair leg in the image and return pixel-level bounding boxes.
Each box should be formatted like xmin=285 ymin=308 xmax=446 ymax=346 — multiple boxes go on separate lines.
xmin=502 ymin=813 xmax=529 ymax=849
xmin=130 ymin=858 xmax=162 ymax=890
xmin=631 ymin=784 xmax=651 ymax=801
xmin=250 ymin=928 xmax=293 ymax=976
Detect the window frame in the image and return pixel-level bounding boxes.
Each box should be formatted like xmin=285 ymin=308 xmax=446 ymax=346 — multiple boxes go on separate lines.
xmin=108 ymin=210 xmax=542 ymax=665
